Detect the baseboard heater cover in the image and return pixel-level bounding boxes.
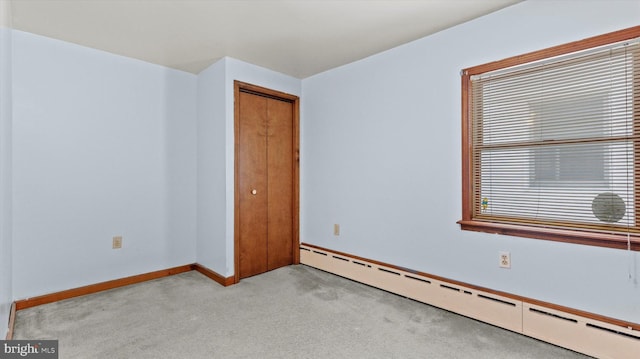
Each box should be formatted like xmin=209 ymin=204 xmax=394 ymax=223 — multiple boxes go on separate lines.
xmin=300 ymin=243 xmax=640 ymax=359
xmin=523 ymin=303 xmax=639 ymax=359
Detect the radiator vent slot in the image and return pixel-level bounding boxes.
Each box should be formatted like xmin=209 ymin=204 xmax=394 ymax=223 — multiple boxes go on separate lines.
xmin=478 ymin=294 xmax=516 ymax=307
xmin=312 ymin=250 xmax=328 ymax=256
xmin=378 ymin=268 xmax=401 ymax=276
xmin=586 ymin=323 xmax=640 ymax=341
xmin=529 ymin=308 xmax=577 ymax=323
xmin=464 ymin=290 xmax=472 ymax=295
xmin=300 ymin=247 xmax=311 ymax=252
xmin=332 ymin=255 xmax=349 ymax=262
xmin=405 ymin=275 xmax=431 ymax=284
xmin=352 ymin=261 xmax=367 ymax=267
xmin=440 ymin=284 xmax=460 ymax=292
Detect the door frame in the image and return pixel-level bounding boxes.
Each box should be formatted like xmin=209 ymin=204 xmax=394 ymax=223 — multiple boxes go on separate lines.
xmin=234 ymin=81 xmax=300 ymax=283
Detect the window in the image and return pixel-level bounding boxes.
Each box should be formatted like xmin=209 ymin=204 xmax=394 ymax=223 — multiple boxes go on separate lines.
xmin=530 ymin=96 xmax=607 ymax=187
xmin=459 ymin=26 xmax=640 ymax=251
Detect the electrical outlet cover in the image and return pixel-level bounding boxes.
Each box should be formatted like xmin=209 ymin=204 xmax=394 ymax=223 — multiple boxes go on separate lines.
xmin=499 ymin=251 xmax=511 ymax=269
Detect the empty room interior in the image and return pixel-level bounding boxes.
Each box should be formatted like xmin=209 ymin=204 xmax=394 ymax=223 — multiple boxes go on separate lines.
xmin=1 ymin=0 xmax=639 ymax=358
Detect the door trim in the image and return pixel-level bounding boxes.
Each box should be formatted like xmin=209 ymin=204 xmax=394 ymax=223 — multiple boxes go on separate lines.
xmin=234 ymin=81 xmax=300 ymax=283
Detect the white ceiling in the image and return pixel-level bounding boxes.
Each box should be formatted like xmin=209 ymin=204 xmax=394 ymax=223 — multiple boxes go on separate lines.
xmin=9 ymin=0 xmax=520 ymax=78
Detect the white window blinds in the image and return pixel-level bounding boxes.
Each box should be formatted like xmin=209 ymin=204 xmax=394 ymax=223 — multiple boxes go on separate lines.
xmin=469 ymin=38 xmax=640 ymax=233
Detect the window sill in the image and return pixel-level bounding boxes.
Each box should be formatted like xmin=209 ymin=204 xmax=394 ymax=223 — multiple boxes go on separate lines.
xmin=457 ymin=220 xmax=640 ymax=251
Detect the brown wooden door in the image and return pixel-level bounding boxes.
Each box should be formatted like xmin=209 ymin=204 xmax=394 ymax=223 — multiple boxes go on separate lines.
xmin=236 ymin=83 xmax=297 ymax=280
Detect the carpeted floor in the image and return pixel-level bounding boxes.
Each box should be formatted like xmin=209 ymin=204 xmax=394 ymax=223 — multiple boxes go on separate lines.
xmin=14 ymin=265 xmax=590 ymax=358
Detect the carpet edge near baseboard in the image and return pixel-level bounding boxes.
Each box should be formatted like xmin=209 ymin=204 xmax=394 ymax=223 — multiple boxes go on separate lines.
xmin=193 ymin=263 xmax=236 ymax=287
xmin=5 ymin=302 xmax=15 ymax=340
xmin=12 ymin=263 xmax=233 ymax=312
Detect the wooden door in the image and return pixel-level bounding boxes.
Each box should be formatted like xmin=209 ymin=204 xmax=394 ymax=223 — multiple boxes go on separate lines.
xmin=235 ymin=82 xmax=299 ymax=280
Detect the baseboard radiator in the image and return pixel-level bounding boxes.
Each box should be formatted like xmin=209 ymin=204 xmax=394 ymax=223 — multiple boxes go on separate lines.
xmin=300 ymin=244 xmax=639 ymax=359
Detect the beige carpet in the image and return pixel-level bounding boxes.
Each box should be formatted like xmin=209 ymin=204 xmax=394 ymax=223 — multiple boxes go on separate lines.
xmin=14 ymin=265 xmax=590 ymax=358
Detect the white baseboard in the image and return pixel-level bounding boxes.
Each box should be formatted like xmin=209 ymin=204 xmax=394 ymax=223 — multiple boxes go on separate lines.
xmin=300 ymin=244 xmax=640 ymax=359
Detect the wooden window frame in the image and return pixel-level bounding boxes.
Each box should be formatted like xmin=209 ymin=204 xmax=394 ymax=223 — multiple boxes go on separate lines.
xmin=458 ymin=26 xmax=640 ymax=251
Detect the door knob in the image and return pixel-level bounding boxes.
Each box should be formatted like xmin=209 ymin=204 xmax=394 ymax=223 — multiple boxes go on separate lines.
xmin=251 ymin=189 xmax=257 ymax=195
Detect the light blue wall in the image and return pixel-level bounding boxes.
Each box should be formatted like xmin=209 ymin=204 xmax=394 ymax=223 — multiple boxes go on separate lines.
xmin=12 ymin=31 xmax=198 ymax=299
xmin=196 ymin=57 xmax=301 ymax=277
xmin=0 ymin=1 xmax=13 ymax=338
xmin=301 ymin=0 xmax=640 ymax=323
xmin=196 ymin=58 xmax=227 ymax=275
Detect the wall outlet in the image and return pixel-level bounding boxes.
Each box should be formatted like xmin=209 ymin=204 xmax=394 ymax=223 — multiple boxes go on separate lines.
xmin=113 ymin=236 xmax=122 ymax=249
xmin=499 ymin=251 xmax=511 ymax=269
xmin=333 ymin=224 xmax=340 ymax=236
